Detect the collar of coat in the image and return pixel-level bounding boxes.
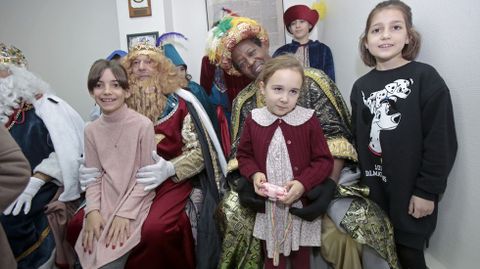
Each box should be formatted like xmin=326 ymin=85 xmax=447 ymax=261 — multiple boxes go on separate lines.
xmin=251 ymin=106 xmax=314 ymax=127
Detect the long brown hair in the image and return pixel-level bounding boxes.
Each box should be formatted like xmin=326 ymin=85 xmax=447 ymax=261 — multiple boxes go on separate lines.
xmin=359 ymin=0 xmax=421 ymax=67
xmin=87 ymin=59 xmax=129 ymax=93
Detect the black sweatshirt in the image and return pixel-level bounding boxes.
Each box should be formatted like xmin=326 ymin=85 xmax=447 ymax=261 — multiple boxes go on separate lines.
xmin=350 ymin=61 xmax=457 ymax=248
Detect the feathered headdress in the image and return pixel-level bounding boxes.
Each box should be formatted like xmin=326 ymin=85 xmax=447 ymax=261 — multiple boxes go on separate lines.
xmin=156 ymin=32 xmax=189 ymax=67
xmin=221 ymin=7 xmax=239 ymax=17
xmin=205 ymin=16 xmax=268 ymax=76
xmin=156 ymin=32 xmax=188 ymax=47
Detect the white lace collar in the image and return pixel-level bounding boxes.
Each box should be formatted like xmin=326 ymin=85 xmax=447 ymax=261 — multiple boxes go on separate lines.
xmin=251 ymin=106 xmax=314 ymax=127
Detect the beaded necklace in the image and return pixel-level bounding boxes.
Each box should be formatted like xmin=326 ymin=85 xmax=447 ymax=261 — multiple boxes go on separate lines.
xmin=6 ymin=102 xmax=32 ymax=130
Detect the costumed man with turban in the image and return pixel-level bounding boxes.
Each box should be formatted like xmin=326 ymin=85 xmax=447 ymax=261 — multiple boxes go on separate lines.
xmin=70 ymin=42 xmax=226 ymax=269
xmin=0 ymin=43 xmax=84 ymax=269
xmin=201 ymin=18 xmax=253 ymax=156
xmin=206 ymin=17 xmax=399 ymax=269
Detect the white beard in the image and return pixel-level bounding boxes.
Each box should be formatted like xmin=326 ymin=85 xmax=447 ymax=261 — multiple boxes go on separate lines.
xmin=0 ymin=65 xmax=52 ymax=123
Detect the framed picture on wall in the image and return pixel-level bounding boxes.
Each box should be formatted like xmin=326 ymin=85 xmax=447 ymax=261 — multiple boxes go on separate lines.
xmin=128 ymin=0 xmax=152 ymax=18
xmin=126 ymin=31 xmax=159 ymax=51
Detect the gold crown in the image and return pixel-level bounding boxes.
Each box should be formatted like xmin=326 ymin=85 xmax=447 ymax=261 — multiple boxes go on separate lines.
xmin=130 ymin=41 xmax=162 ymax=55
xmin=0 ymin=43 xmax=27 ymax=67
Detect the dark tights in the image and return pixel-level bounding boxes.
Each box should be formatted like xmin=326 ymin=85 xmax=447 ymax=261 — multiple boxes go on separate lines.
xmin=396 ymin=244 xmax=427 ymax=269
xmin=263 ymin=244 xmax=310 ymax=269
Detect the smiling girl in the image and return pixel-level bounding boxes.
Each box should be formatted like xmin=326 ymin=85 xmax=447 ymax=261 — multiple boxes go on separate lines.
xmin=75 ymin=59 xmax=156 ymax=269
xmin=350 ymin=1 xmax=457 ymax=268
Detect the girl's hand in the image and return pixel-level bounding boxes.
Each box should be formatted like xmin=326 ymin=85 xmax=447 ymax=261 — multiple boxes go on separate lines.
xmin=83 ymin=210 xmax=105 ymax=254
xmin=251 ymin=172 xmax=267 ymax=197
xmin=105 ymin=216 xmax=130 ymax=249
xmin=279 ymin=180 xmax=305 ymax=205
xmin=408 ymin=195 xmax=435 ymax=218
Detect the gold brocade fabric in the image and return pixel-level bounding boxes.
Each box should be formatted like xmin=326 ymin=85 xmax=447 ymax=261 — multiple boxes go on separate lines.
xmin=321 ymin=215 xmax=362 ymax=269
xmin=170 ymin=113 xmax=205 ymax=182
xmin=217 ymin=189 xmax=262 ymax=269
xmin=327 ymin=138 xmax=358 ymax=163
xmin=337 ymin=184 xmax=400 ymax=269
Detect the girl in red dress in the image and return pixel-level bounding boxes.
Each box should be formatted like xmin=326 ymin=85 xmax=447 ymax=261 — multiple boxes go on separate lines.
xmin=237 ymin=55 xmax=333 ymax=268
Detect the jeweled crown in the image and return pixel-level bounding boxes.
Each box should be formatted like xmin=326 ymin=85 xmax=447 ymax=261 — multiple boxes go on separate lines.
xmin=0 ymin=43 xmax=27 ymax=67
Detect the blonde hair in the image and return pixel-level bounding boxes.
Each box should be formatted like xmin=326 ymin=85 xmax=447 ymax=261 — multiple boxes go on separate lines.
xmin=122 ymin=51 xmax=187 ymax=122
xmin=122 ymin=51 xmax=187 ymax=94
xmin=257 ymin=54 xmax=304 ymax=88
xmin=359 ymin=0 xmax=421 ymax=67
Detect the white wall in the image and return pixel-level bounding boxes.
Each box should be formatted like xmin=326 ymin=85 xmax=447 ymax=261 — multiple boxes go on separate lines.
xmin=168 ymin=0 xmax=209 ymax=83
xmin=115 ymin=0 xmax=166 ymax=51
xmin=115 ymin=0 xmax=206 ymax=84
xmin=0 ymin=0 xmax=120 ymax=120
xmin=323 ymin=0 xmax=480 ymax=268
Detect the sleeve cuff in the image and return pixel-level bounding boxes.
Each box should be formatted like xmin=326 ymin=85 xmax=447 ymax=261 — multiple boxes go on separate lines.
xmin=413 ymin=188 xmax=437 ymax=201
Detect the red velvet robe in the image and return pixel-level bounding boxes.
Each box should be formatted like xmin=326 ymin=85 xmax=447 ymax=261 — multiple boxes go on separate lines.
xmin=125 ymin=98 xmax=195 ymax=269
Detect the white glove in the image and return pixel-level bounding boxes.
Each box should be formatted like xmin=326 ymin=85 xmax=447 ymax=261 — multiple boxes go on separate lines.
xmin=136 ymin=151 xmax=175 ymax=191
xmin=79 ymin=157 xmax=101 ymax=191
xmin=4 ymin=177 xmax=45 ymax=216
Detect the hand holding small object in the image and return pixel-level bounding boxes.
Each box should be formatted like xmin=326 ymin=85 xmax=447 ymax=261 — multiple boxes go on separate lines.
xmin=278 ymin=180 xmax=305 ymax=205
xmin=261 ymin=182 xmax=288 ymax=201
xmin=252 ymin=172 xmax=267 ymax=197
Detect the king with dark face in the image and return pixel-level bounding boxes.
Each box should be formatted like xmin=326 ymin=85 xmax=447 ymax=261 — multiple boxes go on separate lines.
xmin=231 ymin=38 xmax=271 ymax=80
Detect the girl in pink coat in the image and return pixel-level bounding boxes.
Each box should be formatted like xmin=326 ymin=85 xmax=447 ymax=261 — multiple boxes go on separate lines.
xmin=75 ymin=59 xmax=156 ymax=269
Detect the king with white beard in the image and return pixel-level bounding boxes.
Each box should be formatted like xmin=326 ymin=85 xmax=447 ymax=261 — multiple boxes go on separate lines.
xmin=0 ymin=43 xmax=84 ymax=269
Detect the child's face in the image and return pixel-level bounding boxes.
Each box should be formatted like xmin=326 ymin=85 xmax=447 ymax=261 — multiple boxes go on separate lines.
xmin=365 ymin=8 xmax=410 ymax=69
xmin=260 ymin=68 xmax=302 ymax=116
xmin=91 ymin=68 xmax=130 ymax=115
xmin=289 ymin=19 xmax=311 ymax=42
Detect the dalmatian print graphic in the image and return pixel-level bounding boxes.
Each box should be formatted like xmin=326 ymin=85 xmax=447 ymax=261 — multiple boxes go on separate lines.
xmin=362 ymin=78 xmax=413 ymax=156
